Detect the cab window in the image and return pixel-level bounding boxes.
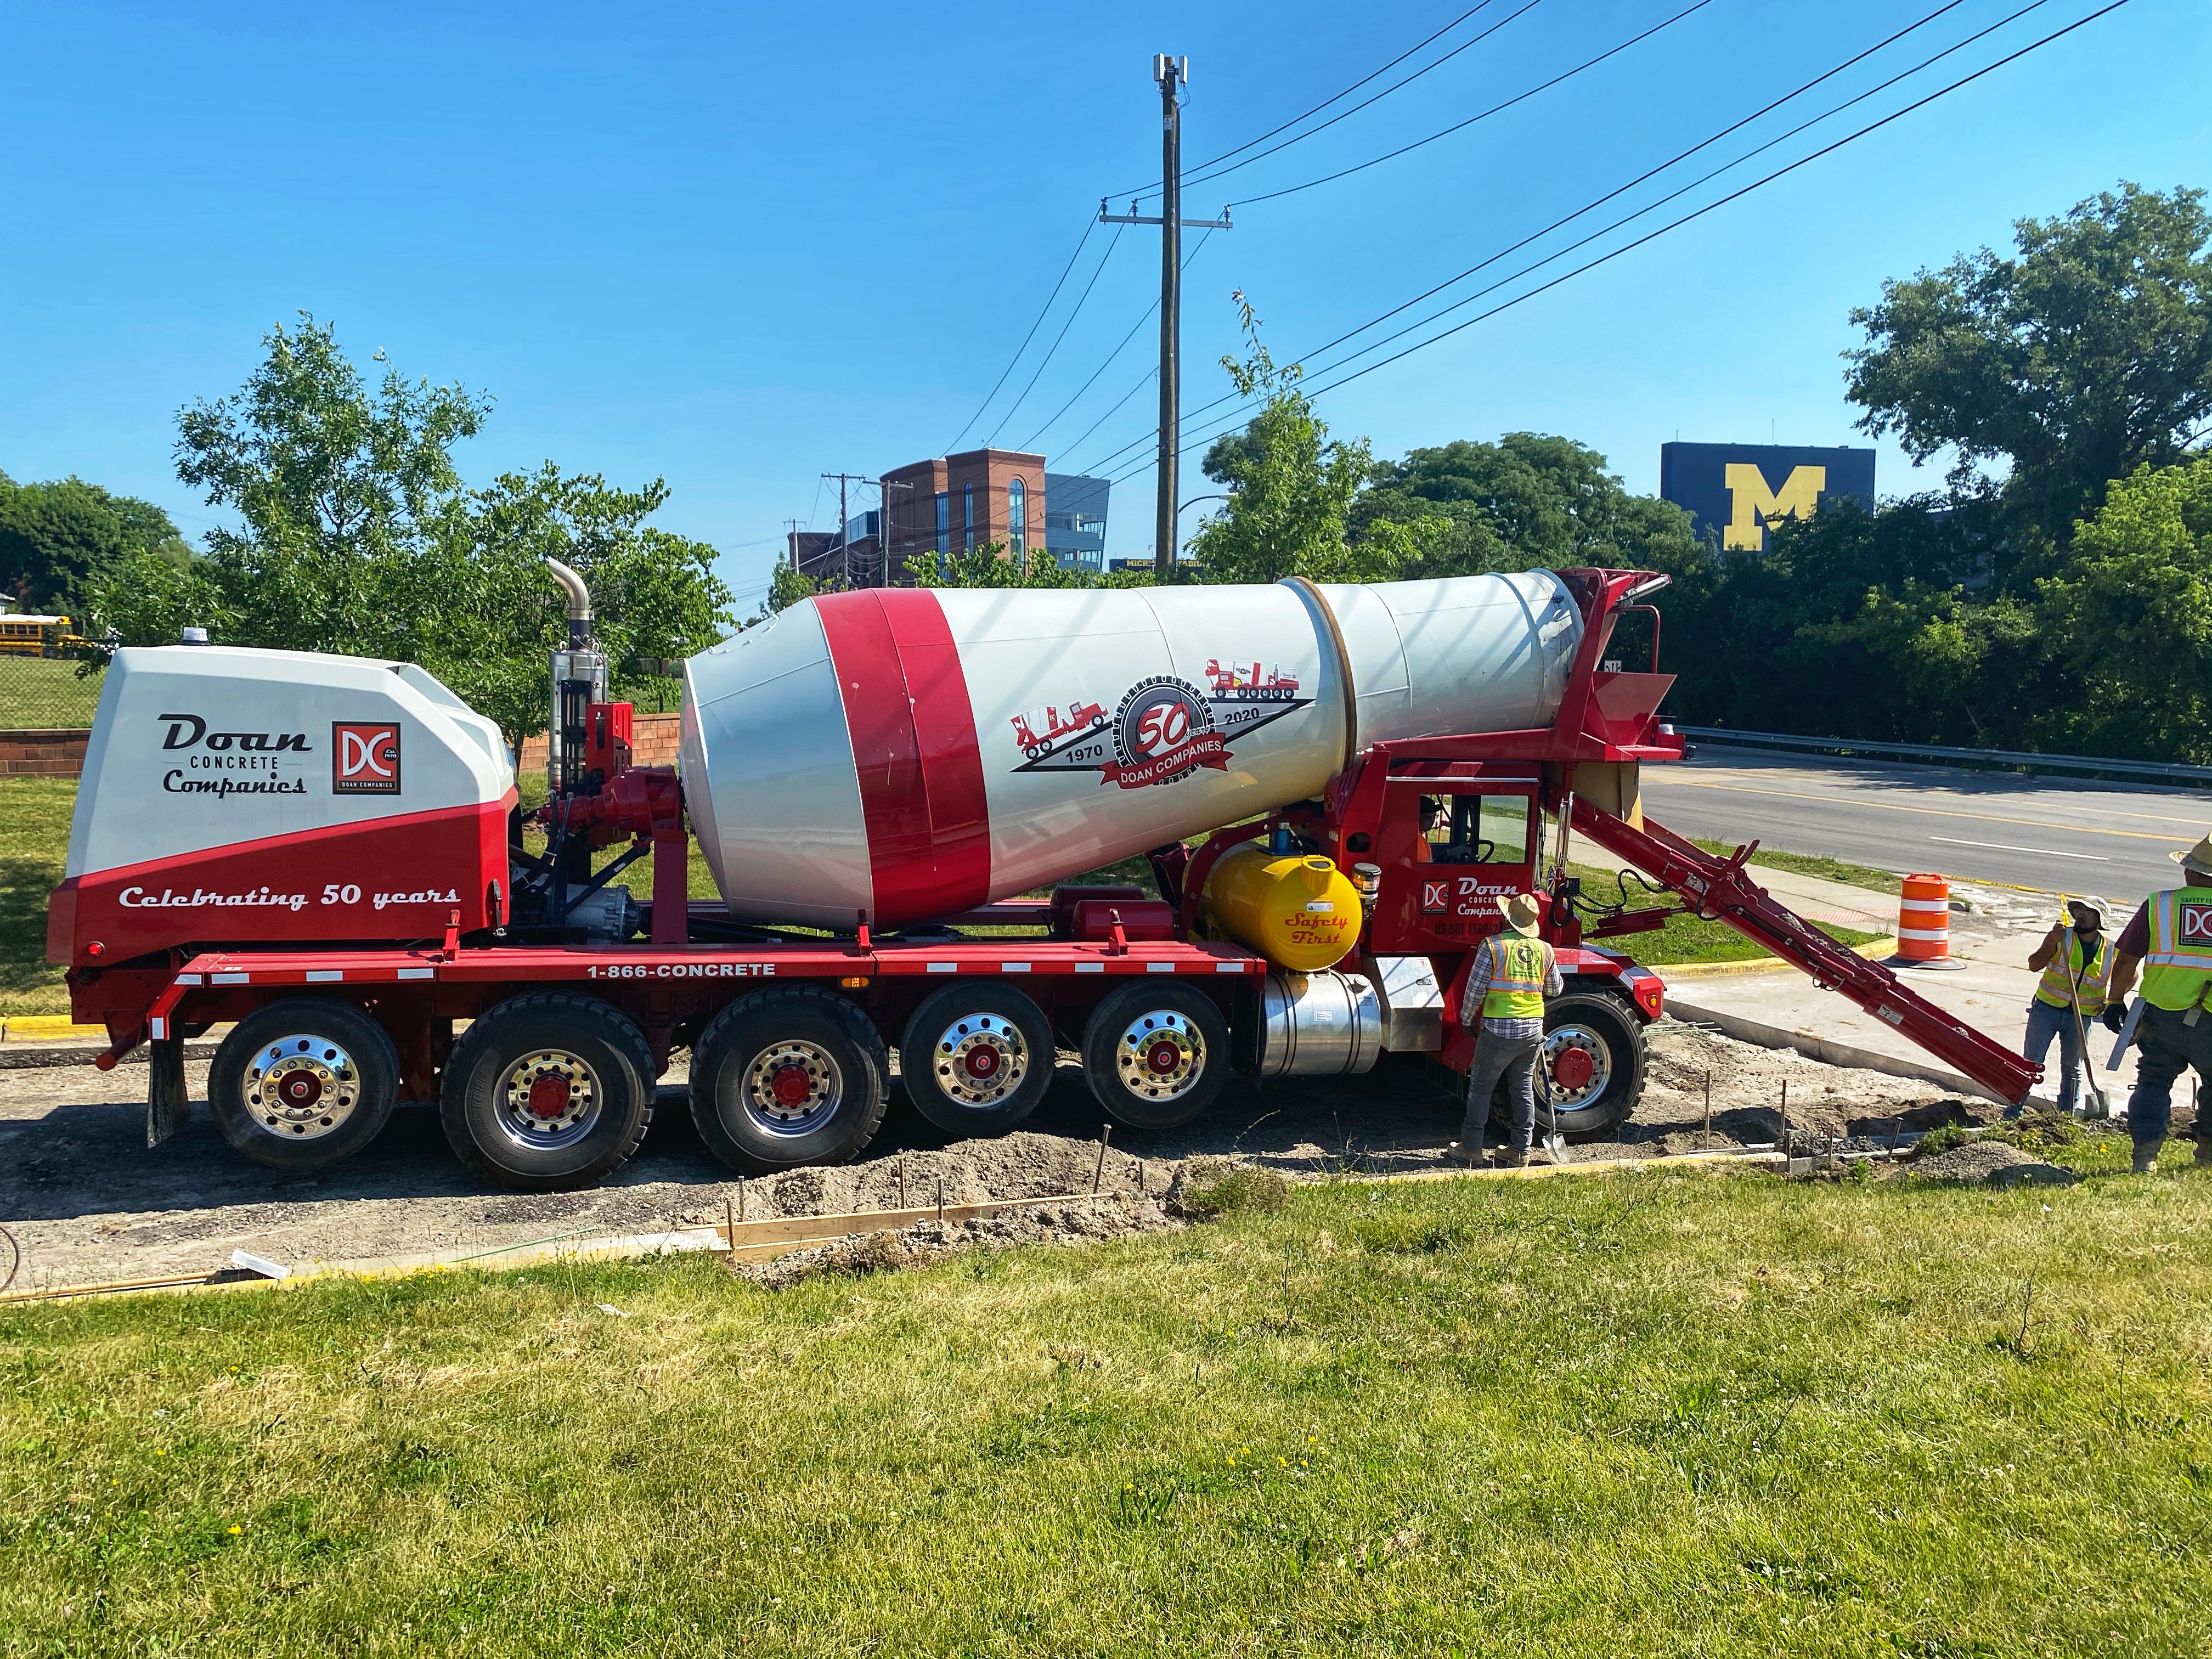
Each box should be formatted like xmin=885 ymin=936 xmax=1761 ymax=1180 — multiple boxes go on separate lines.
xmin=1419 ymin=793 xmax=1533 ymax=865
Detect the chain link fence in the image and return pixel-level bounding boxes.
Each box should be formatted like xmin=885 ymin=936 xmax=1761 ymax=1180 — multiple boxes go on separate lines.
xmin=0 ymin=657 xmax=104 ymax=730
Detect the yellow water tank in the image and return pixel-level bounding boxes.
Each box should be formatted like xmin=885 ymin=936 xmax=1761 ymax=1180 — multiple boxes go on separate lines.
xmin=1199 ymin=844 xmax=1363 ymax=971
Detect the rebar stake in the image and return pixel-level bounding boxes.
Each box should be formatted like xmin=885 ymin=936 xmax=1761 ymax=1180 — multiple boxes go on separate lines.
xmin=724 ymin=1193 xmax=735 ymax=1252
xmin=1779 ymin=1079 xmax=1790 ymax=1152
xmin=1702 ymin=1071 xmax=1712 ymax=1147
xmin=1093 ymin=1123 xmax=1113 ymax=1193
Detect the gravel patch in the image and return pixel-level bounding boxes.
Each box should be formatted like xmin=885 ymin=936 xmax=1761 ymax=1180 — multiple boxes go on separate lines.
xmin=1906 ymin=1139 xmax=2080 ymax=1187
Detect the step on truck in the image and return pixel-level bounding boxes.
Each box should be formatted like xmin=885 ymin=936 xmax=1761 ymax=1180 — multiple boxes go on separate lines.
xmin=50 ymin=565 xmax=2039 ymax=1190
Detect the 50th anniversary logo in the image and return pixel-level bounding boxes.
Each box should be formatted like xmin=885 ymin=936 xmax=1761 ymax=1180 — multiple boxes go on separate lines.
xmin=1008 ymin=659 xmax=1313 ymax=789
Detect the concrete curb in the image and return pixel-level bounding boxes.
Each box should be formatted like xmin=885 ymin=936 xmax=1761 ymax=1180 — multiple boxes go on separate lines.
xmin=1663 ymin=1000 xmax=2008 ymax=1107
xmin=1657 ymin=938 xmax=1899 ymax=981
xmin=0 ymin=1015 xmax=106 ymax=1043
xmin=0 ymin=1041 xmax=221 ymax=1071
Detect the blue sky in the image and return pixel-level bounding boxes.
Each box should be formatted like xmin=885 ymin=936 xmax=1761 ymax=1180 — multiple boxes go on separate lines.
xmin=2 ymin=0 xmax=2205 ymax=614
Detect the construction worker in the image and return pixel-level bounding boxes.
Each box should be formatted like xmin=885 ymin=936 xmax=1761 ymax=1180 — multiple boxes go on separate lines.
xmin=2102 ymin=833 xmax=2212 ymax=1173
xmin=2018 ymin=898 xmax=2112 ymax=1116
xmin=1446 ymin=891 xmax=1563 ymax=1170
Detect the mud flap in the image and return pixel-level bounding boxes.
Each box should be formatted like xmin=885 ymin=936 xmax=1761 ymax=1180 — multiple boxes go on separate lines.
xmin=147 ymin=1037 xmax=189 ymax=1148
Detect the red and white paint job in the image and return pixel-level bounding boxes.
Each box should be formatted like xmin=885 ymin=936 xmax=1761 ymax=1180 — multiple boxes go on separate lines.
xmin=680 ymin=572 xmax=1581 ymax=928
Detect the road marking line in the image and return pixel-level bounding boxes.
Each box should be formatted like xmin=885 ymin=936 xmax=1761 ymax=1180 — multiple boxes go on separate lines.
xmin=1647 ymin=777 xmax=2183 ymax=843
xmin=1682 ymin=764 xmax=2212 ymax=828
xmin=1929 ymin=835 xmax=2107 ymax=861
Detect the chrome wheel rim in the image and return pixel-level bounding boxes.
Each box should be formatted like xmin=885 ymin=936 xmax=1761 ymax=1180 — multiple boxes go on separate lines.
xmin=742 ymin=1040 xmax=843 ymax=1137
xmin=496 ymin=1048 xmax=603 ymax=1150
xmin=931 ymin=1013 xmax=1028 ymax=1107
xmin=246 ymin=1035 xmax=359 ymax=1140
xmin=1543 ymin=1024 xmax=1613 ymax=1110
xmin=1114 ymin=1011 xmax=1204 ymax=1103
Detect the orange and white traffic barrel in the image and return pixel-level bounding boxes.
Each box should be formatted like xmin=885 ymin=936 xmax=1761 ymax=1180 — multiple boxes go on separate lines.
xmin=1896 ymin=873 xmax=1954 ymax=966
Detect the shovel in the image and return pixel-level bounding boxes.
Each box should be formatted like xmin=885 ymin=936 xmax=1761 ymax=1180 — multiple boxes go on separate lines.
xmin=1537 ymin=1056 xmax=1568 ymax=1165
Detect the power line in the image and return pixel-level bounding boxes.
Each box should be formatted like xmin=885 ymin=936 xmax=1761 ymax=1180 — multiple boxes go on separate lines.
xmin=1114 ymin=0 xmax=2131 ymax=484
xmin=944 ymin=218 xmax=1095 ymax=452
xmin=1174 ymin=0 xmax=1552 ymax=199
xmin=1106 ymin=1 xmax=1506 ymax=200
xmin=1230 ymin=0 xmax=1714 ymax=209
xmin=1019 ymin=227 xmax=1218 ymax=453
xmin=989 ymin=224 xmax=1126 ymax=445
xmin=1077 ymin=0 xmax=1988 ymax=476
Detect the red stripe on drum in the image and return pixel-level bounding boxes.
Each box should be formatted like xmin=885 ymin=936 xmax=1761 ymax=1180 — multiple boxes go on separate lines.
xmin=816 ymin=589 xmax=990 ymax=927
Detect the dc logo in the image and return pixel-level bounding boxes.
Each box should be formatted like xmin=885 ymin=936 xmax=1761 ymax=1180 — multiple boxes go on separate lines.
xmin=332 ymin=722 xmax=401 ymax=794
xmin=2180 ymin=902 xmax=2212 ymax=941
xmin=1420 ymin=879 xmax=1449 ymax=914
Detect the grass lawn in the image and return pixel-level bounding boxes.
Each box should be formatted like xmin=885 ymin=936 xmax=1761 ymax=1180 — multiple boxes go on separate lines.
xmin=5 ymin=1162 xmax=2208 ymax=1655
xmin=1 ymin=777 xmax=77 ymax=1016
xmin=1565 ymin=857 xmax=1881 ymax=968
xmin=0 ymin=657 xmax=104 ymax=729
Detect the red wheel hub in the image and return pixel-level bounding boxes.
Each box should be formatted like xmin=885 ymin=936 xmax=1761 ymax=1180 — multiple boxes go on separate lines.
xmin=279 ymin=1072 xmax=323 ymax=1109
xmin=526 ymin=1073 xmax=572 ymax=1120
xmin=1552 ymin=1046 xmax=1596 ymax=1091
xmin=1144 ymin=1039 xmax=1184 ymax=1075
xmin=770 ymin=1063 xmax=815 ymax=1108
xmin=963 ymin=1047 xmax=1001 ymax=1079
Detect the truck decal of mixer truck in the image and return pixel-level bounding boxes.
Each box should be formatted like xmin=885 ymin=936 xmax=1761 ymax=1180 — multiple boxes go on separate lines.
xmin=1009 ymin=667 xmax=1314 ymax=788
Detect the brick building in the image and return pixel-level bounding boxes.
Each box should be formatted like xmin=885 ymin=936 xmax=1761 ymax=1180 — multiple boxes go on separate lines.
xmin=789 ymin=448 xmax=1110 ymax=588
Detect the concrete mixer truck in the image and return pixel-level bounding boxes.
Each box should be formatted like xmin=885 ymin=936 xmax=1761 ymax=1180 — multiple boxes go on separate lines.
xmin=48 ymin=564 xmax=2041 ymax=1192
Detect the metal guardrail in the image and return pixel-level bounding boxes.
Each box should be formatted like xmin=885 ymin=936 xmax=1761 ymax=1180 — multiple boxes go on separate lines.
xmin=1678 ymin=725 xmax=2212 ymax=787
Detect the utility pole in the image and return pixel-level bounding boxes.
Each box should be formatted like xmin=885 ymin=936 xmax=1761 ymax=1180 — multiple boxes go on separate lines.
xmin=1103 ymin=57 xmax=1231 ymax=579
xmin=820 ymin=472 xmax=873 ymax=589
xmin=783 ymin=519 xmax=803 ymax=573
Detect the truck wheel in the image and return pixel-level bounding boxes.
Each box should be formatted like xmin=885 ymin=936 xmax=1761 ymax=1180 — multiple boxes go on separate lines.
xmin=1080 ymin=983 xmax=1232 ymax=1130
xmin=689 ymin=985 xmax=888 ymax=1173
xmin=900 ymin=985 xmax=1054 ymax=1136
xmin=211 ymin=1000 xmax=399 ymax=1170
xmin=1541 ymin=991 xmax=1645 ymax=1142
xmin=438 ymin=992 xmax=656 ymax=1191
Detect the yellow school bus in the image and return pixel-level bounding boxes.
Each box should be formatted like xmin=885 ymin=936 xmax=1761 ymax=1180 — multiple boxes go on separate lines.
xmin=0 ymin=614 xmax=82 ymax=657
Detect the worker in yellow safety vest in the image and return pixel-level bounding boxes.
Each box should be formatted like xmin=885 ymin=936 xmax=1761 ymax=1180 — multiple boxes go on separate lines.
xmin=2104 ymin=832 xmax=2212 ymax=1173
xmin=1447 ymin=891 xmax=1562 ymax=1170
xmin=2018 ymin=898 xmax=2112 ymax=1118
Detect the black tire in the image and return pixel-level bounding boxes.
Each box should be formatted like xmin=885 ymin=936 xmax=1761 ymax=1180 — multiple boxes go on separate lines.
xmin=438 ymin=992 xmax=656 ymax=1191
xmin=899 ymin=984 xmax=1055 ymax=1136
xmin=1538 ymin=990 xmax=1645 ymax=1141
xmin=1080 ymin=981 xmax=1233 ymax=1130
xmin=689 ymin=985 xmax=889 ymax=1173
xmin=210 ymin=999 xmax=399 ymax=1171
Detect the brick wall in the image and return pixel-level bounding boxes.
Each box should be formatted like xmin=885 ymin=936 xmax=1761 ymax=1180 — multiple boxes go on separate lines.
xmin=1 ymin=728 xmax=90 ymax=778
xmin=516 ymin=710 xmax=682 ymax=775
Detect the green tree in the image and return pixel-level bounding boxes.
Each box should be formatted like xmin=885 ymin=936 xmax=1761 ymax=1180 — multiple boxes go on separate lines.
xmin=1189 ymin=295 xmax=1373 ymax=584
xmin=87 ymin=315 xmax=732 ymax=742
xmin=0 ymin=475 xmax=183 ymax=615
xmin=1846 ymin=182 xmax=2212 ymax=537
xmin=2038 ymin=455 xmax=2212 ymax=761
xmin=1352 ymin=433 xmax=1700 ymax=580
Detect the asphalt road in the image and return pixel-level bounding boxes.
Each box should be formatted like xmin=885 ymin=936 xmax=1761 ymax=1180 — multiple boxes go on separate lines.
xmin=1637 ymin=743 xmax=2212 ymax=911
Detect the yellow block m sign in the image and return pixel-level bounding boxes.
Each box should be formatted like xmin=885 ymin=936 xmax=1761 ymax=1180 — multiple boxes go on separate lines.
xmin=1722 ymin=463 xmax=1826 ymax=551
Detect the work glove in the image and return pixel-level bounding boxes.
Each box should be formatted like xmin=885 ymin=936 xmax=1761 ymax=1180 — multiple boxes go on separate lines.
xmin=2101 ymin=1002 xmax=2127 ymax=1035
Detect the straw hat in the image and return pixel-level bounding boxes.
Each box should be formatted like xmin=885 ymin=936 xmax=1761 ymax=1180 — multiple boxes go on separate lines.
xmin=1497 ymin=892 xmax=1544 ymax=935
xmin=2169 ymin=832 xmax=2212 ymax=872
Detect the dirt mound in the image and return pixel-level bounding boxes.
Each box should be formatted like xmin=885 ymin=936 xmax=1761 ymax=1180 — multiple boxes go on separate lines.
xmin=732 ymin=1130 xmax=1170 ymax=1220
xmin=1632 ymin=1023 xmax=1982 ymax=1153
xmin=735 ymin=1193 xmax=1180 ymax=1289
xmin=1906 ymin=1139 xmax=2079 ymax=1187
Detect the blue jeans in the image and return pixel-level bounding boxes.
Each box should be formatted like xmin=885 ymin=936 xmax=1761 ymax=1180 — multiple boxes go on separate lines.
xmin=2021 ymin=999 xmax=2085 ymax=1113
xmin=1460 ymin=1032 xmax=1545 ymax=1154
xmin=2127 ymin=1004 xmax=2212 ymax=1149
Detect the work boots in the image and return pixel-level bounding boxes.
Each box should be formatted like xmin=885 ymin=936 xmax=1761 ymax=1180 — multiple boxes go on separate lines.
xmin=2132 ymin=1141 xmax=2160 ymax=1175
xmin=2197 ymin=1138 xmax=2212 ymax=1168
xmin=1493 ymin=1149 xmax=1530 ymax=1170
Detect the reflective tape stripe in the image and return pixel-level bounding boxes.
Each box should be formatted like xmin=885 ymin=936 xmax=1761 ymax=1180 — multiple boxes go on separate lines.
xmin=212 ymin=972 xmax=250 ymax=985
xmin=397 ymin=967 xmax=433 ymax=980
xmin=1216 ymin=961 xmax=1244 ymax=973
xmin=1000 ymin=962 xmax=1031 ymax=973
xmin=1075 ymin=962 xmax=1105 ymax=974
xmin=306 ymin=969 xmax=343 ymax=982
xmin=1147 ymin=961 xmax=1176 ymax=973
xmin=927 ymin=962 xmax=958 ymax=973
xmin=1897 ymin=927 xmax=1950 ymax=941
